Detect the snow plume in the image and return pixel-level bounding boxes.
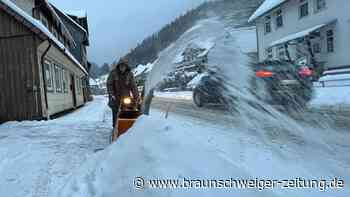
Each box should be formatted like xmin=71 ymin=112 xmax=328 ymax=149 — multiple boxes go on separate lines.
xmin=146 ymin=19 xmax=219 ymax=93
xmin=147 ymin=18 xmax=307 ymax=146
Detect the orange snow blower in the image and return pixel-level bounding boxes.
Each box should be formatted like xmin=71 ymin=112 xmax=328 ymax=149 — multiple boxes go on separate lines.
xmin=112 ymin=96 xmax=141 ymax=142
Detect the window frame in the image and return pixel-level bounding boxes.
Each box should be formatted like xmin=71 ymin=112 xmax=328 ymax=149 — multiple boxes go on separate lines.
xmin=264 ymin=15 xmax=272 ymax=34
xmin=44 ymin=60 xmax=54 ymax=92
xmin=266 ymin=48 xmax=273 ymax=59
xmin=277 ymin=45 xmax=286 ymax=60
xmin=326 ymin=29 xmax=334 ymax=53
xmin=315 ymin=0 xmax=326 ymax=12
xmin=275 ymin=9 xmax=283 ymax=29
xmin=54 ymin=64 xmax=62 ymax=93
xmin=299 ymin=0 xmax=309 ymax=18
xmin=313 ymin=43 xmax=321 ymax=54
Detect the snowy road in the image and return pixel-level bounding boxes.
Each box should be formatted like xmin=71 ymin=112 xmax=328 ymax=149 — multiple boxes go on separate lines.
xmin=152 ymin=96 xmax=350 ymax=129
xmin=0 ymin=96 xmax=112 ymax=197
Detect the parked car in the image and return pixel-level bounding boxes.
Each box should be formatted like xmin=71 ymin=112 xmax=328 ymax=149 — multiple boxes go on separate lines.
xmin=254 ymin=60 xmax=314 ymax=108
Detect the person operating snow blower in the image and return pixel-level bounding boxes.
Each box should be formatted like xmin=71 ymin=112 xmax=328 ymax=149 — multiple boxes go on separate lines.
xmin=107 ymin=58 xmax=140 ymax=131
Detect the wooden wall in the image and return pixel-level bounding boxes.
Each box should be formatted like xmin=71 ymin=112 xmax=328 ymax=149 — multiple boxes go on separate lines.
xmin=0 ymin=10 xmax=42 ymax=122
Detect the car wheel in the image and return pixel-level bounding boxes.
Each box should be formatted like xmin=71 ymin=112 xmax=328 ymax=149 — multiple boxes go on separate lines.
xmin=193 ymin=90 xmax=204 ymax=107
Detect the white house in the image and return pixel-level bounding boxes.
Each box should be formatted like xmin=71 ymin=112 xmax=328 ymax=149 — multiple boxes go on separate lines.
xmin=249 ymin=0 xmax=350 ymax=70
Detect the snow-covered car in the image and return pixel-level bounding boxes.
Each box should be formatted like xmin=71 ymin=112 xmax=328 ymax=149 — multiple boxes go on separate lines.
xmin=254 ymin=60 xmax=314 ymax=108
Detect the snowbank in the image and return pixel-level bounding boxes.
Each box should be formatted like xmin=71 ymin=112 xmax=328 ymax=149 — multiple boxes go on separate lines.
xmin=248 ymin=0 xmax=288 ymax=22
xmin=59 ymin=110 xmax=350 ymax=197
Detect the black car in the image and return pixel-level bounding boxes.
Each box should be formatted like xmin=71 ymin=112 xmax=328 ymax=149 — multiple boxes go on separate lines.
xmin=192 ymin=69 xmax=232 ymax=107
xmin=254 ymin=60 xmax=314 ymax=108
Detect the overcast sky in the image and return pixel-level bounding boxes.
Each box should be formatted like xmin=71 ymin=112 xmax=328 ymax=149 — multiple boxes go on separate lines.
xmin=50 ymin=0 xmax=207 ymax=66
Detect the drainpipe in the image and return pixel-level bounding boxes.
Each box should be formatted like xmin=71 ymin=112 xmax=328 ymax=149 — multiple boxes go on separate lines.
xmin=40 ymin=39 xmax=52 ymax=119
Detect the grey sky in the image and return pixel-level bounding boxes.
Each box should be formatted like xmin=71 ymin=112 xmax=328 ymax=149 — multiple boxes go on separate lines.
xmin=50 ymin=0 xmax=207 ymax=65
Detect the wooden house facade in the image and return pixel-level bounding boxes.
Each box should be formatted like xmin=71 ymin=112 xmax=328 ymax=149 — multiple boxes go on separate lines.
xmin=0 ymin=0 xmax=88 ymax=123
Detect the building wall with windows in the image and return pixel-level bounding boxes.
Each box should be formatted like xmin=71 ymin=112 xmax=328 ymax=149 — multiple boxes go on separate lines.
xmin=255 ymin=0 xmax=350 ymax=69
xmin=0 ymin=0 xmax=87 ymax=122
xmin=38 ymin=42 xmax=85 ymax=116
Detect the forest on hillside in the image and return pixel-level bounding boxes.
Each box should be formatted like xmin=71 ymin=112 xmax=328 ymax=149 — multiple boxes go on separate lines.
xmin=122 ymin=0 xmax=263 ymax=68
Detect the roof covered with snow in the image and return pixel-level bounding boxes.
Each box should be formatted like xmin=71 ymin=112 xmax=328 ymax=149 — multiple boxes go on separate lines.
xmin=133 ymin=62 xmax=154 ymax=77
xmin=0 ymin=0 xmax=88 ymax=75
xmin=51 ymin=4 xmax=88 ymax=34
xmin=248 ymin=0 xmax=288 ymax=22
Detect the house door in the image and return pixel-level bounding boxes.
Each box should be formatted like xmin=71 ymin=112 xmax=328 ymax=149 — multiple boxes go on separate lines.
xmin=70 ymin=74 xmax=77 ymax=107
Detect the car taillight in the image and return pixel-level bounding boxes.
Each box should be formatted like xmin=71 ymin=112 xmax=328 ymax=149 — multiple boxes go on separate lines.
xmin=256 ymin=70 xmax=274 ymax=78
xmin=298 ymin=66 xmax=312 ymax=77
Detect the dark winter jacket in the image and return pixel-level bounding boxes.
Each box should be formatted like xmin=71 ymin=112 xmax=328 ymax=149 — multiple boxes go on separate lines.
xmin=107 ymin=64 xmax=139 ymax=109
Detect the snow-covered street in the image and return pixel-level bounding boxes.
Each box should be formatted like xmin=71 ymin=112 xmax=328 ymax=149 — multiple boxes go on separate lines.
xmin=0 ymin=96 xmax=112 ymax=197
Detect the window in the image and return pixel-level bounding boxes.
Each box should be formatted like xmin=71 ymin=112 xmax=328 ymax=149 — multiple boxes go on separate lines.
xmin=40 ymin=14 xmax=48 ymax=28
xmin=77 ymin=78 xmax=82 ymax=95
xmin=315 ymin=0 xmax=326 ymax=11
xmin=54 ymin=65 xmax=62 ymax=92
xmin=266 ymin=48 xmax=273 ymax=59
xmin=275 ymin=9 xmax=283 ymax=28
xmin=277 ymin=45 xmax=286 ymax=60
xmin=60 ymin=68 xmax=67 ymax=93
xmin=299 ymin=0 xmax=309 ymax=18
xmin=52 ymin=29 xmax=58 ymax=39
xmin=327 ymin=30 xmax=334 ymax=52
xmin=63 ymin=69 xmax=69 ymax=93
xmin=264 ymin=15 xmax=272 ymax=34
xmin=313 ymin=43 xmax=321 ymax=53
xmin=44 ymin=61 xmax=54 ymax=91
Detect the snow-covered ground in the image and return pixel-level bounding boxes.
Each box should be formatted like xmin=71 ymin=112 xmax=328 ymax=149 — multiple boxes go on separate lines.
xmin=59 ymin=106 xmax=350 ymax=197
xmin=0 ymin=96 xmax=112 ymax=197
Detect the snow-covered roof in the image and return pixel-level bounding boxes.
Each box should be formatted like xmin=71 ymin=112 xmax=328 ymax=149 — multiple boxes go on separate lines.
xmin=51 ymin=4 xmax=88 ymax=34
xmin=65 ymin=10 xmax=87 ymax=18
xmin=133 ymin=63 xmax=154 ymax=77
xmin=0 ymin=0 xmax=88 ymax=75
xmin=248 ymin=0 xmax=288 ymax=22
xmin=269 ymin=23 xmax=327 ymax=47
xmin=89 ymin=78 xmax=98 ymax=86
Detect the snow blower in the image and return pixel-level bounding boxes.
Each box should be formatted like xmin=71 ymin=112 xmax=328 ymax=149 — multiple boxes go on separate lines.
xmin=112 ymin=96 xmax=141 ymax=142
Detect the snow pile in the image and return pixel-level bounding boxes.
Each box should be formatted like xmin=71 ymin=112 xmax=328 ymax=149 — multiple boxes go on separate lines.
xmin=154 ymin=91 xmax=193 ymax=100
xmin=248 ymin=0 xmax=288 ymax=22
xmin=59 ymin=109 xmax=350 ymax=197
xmin=0 ymin=0 xmax=88 ymax=75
